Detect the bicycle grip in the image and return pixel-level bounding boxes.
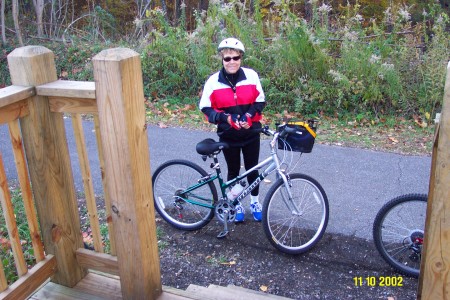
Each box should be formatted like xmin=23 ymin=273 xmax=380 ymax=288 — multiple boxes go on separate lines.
xmin=280 ymin=126 xmax=296 ymax=138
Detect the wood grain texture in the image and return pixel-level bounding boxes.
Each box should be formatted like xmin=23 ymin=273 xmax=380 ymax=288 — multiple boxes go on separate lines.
xmin=418 ymin=62 xmax=450 ymax=300
xmin=0 ymin=152 xmax=28 ymax=277
xmin=0 ymin=261 xmax=6 ymax=292
xmin=0 ymin=85 xmax=35 ymax=108
xmin=0 ymin=255 xmax=56 ymax=300
xmin=72 ymin=114 xmax=103 ymax=253
xmin=0 ymin=100 xmax=29 ymax=124
xmin=93 ymin=48 xmax=162 ymax=299
xmin=29 ymin=282 xmax=105 ymax=300
xmin=75 ymin=248 xmax=119 ymax=276
xmin=7 ymin=45 xmax=86 ymax=287
xmin=8 ymin=119 xmax=45 ymax=262
xmin=93 ymin=115 xmax=116 ymax=255
xmin=49 ymin=97 xmax=97 ymax=113
xmin=73 ymin=272 xmax=122 ymax=300
xmin=36 ymin=80 xmax=95 ymax=99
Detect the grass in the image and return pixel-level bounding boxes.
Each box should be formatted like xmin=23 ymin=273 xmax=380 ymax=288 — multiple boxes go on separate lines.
xmin=0 ymin=184 xmax=37 ymax=284
xmin=145 ymin=100 xmax=435 ymax=156
xmin=205 ymin=254 xmax=230 ymax=266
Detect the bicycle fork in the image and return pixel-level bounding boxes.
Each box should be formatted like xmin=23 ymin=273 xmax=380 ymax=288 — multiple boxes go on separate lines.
xmin=277 ymin=171 xmax=302 ymax=215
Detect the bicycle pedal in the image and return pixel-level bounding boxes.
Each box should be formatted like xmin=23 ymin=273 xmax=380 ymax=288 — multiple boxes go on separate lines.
xmin=217 ymin=230 xmax=229 ymax=239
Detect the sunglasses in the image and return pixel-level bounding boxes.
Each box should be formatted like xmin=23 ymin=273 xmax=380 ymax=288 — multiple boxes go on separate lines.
xmin=223 ymin=56 xmax=241 ymax=62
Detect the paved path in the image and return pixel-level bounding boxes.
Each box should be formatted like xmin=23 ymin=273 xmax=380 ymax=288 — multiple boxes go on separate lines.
xmin=0 ymin=120 xmax=431 ymax=240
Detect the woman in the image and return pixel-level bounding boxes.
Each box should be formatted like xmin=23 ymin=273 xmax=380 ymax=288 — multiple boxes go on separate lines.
xmin=199 ymin=37 xmax=266 ymax=222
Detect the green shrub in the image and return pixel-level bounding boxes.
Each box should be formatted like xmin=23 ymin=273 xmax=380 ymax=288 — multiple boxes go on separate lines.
xmin=0 ymin=2 xmax=448 ymax=119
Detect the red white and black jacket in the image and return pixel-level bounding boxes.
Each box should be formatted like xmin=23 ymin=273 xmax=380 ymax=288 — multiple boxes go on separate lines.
xmin=199 ymin=67 xmax=265 ymax=143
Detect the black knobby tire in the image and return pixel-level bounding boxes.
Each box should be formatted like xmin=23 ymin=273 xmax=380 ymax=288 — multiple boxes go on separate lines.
xmin=372 ymin=193 xmax=427 ymax=278
xmin=262 ymin=173 xmax=329 ymax=255
xmin=152 ymin=159 xmax=217 ymax=231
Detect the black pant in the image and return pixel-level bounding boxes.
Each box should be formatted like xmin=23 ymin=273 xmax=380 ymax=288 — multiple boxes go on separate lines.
xmin=222 ymin=137 xmax=260 ymax=196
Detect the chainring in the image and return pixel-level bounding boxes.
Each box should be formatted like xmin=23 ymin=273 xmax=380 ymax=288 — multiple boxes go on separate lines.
xmin=215 ymin=200 xmax=237 ymax=223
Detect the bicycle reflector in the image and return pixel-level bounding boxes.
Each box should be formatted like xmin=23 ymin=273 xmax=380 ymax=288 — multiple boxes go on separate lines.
xmin=277 ymin=120 xmax=317 ymax=153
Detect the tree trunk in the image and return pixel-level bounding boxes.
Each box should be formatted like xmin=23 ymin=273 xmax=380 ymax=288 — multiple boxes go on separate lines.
xmin=199 ymin=0 xmax=208 ymax=11
xmin=12 ymin=0 xmax=23 ymax=45
xmin=160 ymin=0 xmax=170 ymax=23
xmin=33 ymin=0 xmax=45 ymax=37
xmin=1 ymin=0 xmax=5 ymax=44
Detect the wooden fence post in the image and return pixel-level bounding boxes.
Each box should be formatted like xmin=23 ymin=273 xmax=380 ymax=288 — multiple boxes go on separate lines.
xmin=7 ymin=46 xmax=85 ymax=287
xmin=418 ymin=61 xmax=450 ymax=299
xmin=92 ymin=48 xmax=162 ymax=299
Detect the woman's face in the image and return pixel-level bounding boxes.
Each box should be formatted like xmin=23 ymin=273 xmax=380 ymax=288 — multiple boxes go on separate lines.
xmin=221 ymin=49 xmax=242 ymax=74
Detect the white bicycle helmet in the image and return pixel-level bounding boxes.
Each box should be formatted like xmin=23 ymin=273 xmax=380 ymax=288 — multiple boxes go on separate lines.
xmin=218 ymin=38 xmax=245 ymax=53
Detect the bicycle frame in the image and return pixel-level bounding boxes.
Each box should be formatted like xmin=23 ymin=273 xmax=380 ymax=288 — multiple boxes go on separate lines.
xmin=176 ymin=130 xmax=299 ymax=215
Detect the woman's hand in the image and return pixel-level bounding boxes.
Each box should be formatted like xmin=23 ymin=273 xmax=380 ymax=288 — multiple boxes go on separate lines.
xmin=228 ymin=114 xmax=241 ymax=130
xmin=239 ymin=113 xmax=252 ymax=129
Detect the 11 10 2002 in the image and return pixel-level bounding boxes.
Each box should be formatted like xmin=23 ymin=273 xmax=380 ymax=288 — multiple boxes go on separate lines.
xmin=353 ymin=276 xmax=403 ymax=287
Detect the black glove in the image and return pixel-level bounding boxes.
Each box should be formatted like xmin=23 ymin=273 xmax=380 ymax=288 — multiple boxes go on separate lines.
xmin=240 ymin=113 xmax=253 ymax=128
xmin=229 ymin=114 xmax=241 ymax=130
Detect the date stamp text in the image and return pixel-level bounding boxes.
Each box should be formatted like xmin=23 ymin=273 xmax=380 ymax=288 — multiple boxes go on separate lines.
xmin=353 ymin=276 xmax=403 ymax=287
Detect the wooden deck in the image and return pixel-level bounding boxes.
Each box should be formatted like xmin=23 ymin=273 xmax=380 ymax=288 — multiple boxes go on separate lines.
xmin=28 ymin=272 xmax=292 ymax=300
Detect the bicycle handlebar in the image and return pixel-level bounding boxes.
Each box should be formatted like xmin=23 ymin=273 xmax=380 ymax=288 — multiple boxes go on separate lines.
xmin=259 ymin=124 xmax=295 ymax=138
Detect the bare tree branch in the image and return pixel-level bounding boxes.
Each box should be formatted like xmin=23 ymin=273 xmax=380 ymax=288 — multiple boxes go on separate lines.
xmin=32 ymin=0 xmax=44 ymax=36
xmin=12 ymin=0 xmax=23 ymax=46
xmin=1 ymin=0 xmax=5 ymax=44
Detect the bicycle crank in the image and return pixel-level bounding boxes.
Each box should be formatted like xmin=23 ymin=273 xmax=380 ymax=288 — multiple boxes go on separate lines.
xmin=215 ymin=200 xmax=237 ymax=239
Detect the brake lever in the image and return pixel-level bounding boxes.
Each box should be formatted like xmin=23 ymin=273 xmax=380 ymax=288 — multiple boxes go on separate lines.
xmin=262 ymin=125 xmax=271 ymax=136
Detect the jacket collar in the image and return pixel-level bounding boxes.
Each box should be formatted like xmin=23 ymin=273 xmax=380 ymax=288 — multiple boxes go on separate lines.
xmin=218 ymin=67 xmax=247 ymax=87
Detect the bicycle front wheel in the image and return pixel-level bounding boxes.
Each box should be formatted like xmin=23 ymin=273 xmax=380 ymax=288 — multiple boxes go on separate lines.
xmin=263 ymin=173 xmax=329 ymax=255
xmin=152 ymin=159 xmax=217 ymax=231
xmin=373 ymin=193 xmax=427 ymax=278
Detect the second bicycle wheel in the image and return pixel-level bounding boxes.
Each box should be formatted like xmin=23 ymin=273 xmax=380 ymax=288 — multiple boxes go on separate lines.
xmin=262 ymin=173 xmax=329 ymax=255
xmin=373 ymin=193 xmax=427 ymax=278
xmin=152 ymin=159 xmax=217 ymax=231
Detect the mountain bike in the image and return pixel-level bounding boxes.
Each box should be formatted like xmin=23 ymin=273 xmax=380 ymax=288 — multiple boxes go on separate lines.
xmin=152 ymin=121 xmax=329 ymax=255
xmin=372 ymin=193 xmax=428 ymax=278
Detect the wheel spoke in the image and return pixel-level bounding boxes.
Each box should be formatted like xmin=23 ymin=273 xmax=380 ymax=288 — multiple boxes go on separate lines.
xmin=152 ymin=160 xmax=216 ymax=230
xmin=263 ymin=174 xmax=328 ymax=255
xmin=373 ymin=194 xmax=427 ymax=278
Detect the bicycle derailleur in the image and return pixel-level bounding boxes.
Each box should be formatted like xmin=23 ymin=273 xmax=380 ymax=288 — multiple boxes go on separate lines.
xmin=215 ymin=199 xmax=237 ymax=239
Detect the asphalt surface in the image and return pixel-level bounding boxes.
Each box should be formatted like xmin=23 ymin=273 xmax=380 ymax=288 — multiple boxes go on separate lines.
xmin=0 ymin=119 xmax=431 ymax=240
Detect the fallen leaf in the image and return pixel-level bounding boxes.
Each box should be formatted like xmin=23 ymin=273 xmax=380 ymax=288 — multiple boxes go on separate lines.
xmin=414 ymin=119 xmax=428 ymax=128
xmin=388 ymin=137 xmax=399 ymax=144
xmin=260 ymin=285 xmax=268 ymax=292
xmin=0 ymin=237 xmax=11 ymax=250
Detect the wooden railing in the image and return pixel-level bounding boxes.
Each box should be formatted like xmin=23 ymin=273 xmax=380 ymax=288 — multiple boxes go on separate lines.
xmin=0 ymin=46 xmax=161 ymax=299
xmin=0 ymin=85 xmax=56 ymax=300
xmin=418 ymin=62 xmax=450 ymax=299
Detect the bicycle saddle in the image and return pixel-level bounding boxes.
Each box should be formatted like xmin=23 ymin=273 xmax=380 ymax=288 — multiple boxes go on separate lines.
xmin=196 ymin=138 xmax=229 ymax=155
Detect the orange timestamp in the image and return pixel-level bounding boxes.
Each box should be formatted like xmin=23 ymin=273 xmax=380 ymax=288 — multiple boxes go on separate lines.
xmin=353 ymin=276 xmax=403 ymax=287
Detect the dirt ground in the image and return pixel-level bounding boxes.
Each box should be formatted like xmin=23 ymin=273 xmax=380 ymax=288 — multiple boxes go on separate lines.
xmin=156 ymin=216 xmax=418 ymax=300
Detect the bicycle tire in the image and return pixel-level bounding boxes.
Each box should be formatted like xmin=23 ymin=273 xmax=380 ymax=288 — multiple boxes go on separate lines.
xmin=152 ymin=159 xmax=217 ymax=231
xmin=372 ymin=193 xmax=427 ymax=278
xmin=262 ymin=173 xmax=329 ymax=255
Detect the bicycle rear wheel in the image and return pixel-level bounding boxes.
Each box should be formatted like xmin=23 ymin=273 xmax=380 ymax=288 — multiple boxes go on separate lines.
xmin=262 ymin=173 xmax=329 ymax=255
xmin=372 ymin=193 xmax=427 ymax=278
xmin=152 ymin=159 xmax=217 ymax=230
